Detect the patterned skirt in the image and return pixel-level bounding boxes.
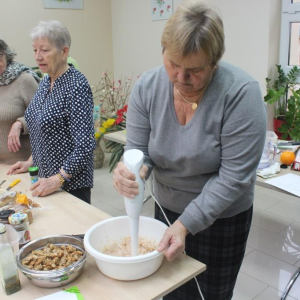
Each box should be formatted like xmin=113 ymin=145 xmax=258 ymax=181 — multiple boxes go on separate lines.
xmin=155 ymin=204 xmax=253 ymax=300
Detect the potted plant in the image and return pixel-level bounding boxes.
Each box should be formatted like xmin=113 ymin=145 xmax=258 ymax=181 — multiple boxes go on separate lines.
xmin=92 ymin=72 xmax=133 ymax=171
xmin=264 ymin=64 xmax=300 ymax=140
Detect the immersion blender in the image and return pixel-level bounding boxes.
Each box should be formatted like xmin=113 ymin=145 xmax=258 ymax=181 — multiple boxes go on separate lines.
xmin=123 ymin=149 xmax=144 ymax=256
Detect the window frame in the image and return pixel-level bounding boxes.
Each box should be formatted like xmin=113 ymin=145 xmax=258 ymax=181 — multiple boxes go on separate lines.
xmin=280 ymin=0 xmax=300 ymax=75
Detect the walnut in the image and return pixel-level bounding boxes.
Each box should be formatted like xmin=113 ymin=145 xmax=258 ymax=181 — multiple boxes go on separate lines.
xmin=22 ymin=243 xmax=84 ymax=271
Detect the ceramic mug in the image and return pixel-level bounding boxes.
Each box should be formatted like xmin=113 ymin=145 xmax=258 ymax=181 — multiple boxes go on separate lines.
xmin=258 ymin=141 xmax=277 ymax=169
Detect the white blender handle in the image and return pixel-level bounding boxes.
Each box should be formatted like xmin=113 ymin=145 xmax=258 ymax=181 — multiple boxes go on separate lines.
xmin=123 ymin=149 xmax=144 ymax=218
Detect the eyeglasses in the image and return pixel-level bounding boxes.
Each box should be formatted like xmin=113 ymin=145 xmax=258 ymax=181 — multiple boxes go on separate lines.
xmin=0 ymin=53 xmax=4 ymax=61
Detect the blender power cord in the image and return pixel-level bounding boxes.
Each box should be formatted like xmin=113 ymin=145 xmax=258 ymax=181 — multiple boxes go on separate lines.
xmin=144 ymin=180 xmax=205 ymax=300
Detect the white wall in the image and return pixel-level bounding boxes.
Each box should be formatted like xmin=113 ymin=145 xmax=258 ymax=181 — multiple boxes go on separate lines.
xmin=111 ymin=0 xmax=281 ymax=130
xmin=1 ymin=0 xmax=282 ymax=129
xmin=0 ymin=0 xmax=113 ymax=86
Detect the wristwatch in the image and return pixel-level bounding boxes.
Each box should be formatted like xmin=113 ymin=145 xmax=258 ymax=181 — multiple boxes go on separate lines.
xmin=57 ymin=173 xmax=68 ymax=188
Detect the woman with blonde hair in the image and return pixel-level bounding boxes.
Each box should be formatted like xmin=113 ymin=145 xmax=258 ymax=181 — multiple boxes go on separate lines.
xmin=113 ymin=1 xmax=266 ymax=299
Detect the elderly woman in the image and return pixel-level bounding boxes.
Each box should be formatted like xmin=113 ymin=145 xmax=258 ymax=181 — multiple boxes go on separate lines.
xmin=0 ymin=39 xmax=40 ymax=164
xmin=7 ymin=21 xmax=95 ymax=204
xmin=113 ymin=1 xmax=266 ymax=299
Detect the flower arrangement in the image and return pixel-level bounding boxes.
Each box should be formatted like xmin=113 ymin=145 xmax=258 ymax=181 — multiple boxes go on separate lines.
xmin=92 ymin=72 xmax=132 ymax=119
xmin=92 ymin=72 xmax=133 ymax=171
xmin=96 ymin=105 xmax=128 ymax=172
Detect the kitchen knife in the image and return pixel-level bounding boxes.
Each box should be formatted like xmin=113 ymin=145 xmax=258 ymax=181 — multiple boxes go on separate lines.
xmin=0 ymin=180 xmax=6 ymax=187
xmin=6 ymin=179 xmax=21 ymax=191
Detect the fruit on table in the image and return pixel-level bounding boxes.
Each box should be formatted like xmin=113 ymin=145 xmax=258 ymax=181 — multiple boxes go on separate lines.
xmin=280 ymin=151 xmax=296 ymax=165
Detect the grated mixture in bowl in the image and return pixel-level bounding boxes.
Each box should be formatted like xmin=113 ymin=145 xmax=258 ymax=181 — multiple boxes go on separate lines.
xmin=102 ymin=236 xmax=158 ymax=257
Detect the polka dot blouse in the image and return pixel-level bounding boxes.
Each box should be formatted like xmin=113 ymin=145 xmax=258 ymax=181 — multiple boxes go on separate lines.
xmin=25 ymin=66 xmax=96 ymax=191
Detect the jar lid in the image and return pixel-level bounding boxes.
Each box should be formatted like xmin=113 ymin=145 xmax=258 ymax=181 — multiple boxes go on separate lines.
xmin=8 ymin=212 xmax=28 ymax=225
xmin=0 ymin=209 xmax=15 ymax=220
xmin=28 ymin=167 xmax=38 ymax=172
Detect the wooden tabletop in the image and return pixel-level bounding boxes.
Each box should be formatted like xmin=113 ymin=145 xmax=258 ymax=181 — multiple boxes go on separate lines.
xmin=0 ymin=164 xmax=206 ymax=300
xmin=256 ymin=160 xmax=300 ymax=196
xmin=104 ymin=130 xmax=127 ymax=145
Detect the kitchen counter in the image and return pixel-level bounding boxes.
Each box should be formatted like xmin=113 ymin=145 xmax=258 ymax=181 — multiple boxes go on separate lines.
xmin=0 ymin=164 xmax=206 ymax=300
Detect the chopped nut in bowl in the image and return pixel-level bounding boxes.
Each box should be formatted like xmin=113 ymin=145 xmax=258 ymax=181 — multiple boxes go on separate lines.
xmin=16 ymin=235 xmax=86 ymax=288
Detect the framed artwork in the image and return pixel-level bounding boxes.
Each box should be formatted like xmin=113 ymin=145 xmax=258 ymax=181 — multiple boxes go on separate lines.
xmin=44 ymin=0 xmax=84 ymax=10
xmin=151 ymin=0 xmax=173 ymax=21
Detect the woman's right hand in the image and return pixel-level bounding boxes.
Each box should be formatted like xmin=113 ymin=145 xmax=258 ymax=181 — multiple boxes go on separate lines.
xmin=7 ymin=121 xmax=23 ymax=153
xmin=6 ymin=160 xmax=32 ymax=175
xmin=113 ymin=161 xmax=148 ymax=198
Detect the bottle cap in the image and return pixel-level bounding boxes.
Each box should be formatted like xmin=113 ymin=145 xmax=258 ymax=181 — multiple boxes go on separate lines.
xmin=8 ymin=213 xmax=28 ymax=225
xmin=28 ymin=166 xmax=38 ymax=176
xmin=28 ymin=166 xmax=38 ymax=172
xmin=0 ymin=223 xmax=6 ymax=234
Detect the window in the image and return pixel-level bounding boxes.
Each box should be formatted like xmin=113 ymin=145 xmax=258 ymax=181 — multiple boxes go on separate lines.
xmin=280 ymin=0 xmax=300 ymax=74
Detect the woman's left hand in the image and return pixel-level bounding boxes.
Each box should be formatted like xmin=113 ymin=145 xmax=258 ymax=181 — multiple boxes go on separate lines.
xmin=157 ymin=219 xmax=189 ymax=261
xmin=8 ymin=121 xmax=23 ymax=152
xmin=30 ymin=175 xmax=61 ymax=197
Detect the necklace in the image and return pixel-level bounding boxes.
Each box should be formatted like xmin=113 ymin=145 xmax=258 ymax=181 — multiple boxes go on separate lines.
xmin=176 ymin=87 xmax=205 ymax=110
xmin=175 ymin=70 xmax=214 ymax=110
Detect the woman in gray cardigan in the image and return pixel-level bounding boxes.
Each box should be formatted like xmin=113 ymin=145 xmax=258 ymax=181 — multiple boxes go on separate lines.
xmin=113 ymin=1 xmax=266 ymax=299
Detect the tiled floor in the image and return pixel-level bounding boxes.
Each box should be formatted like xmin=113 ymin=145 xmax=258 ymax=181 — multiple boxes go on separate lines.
xmin=92 ymin=154 xmax=300 ymax=300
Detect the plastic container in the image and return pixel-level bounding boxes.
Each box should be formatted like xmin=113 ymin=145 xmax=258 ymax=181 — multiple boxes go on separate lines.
xmin=28 ymin=166 xmax=38 ymax=185
xmin=84 ymin=216 xmax=167 ymax=281
xmin=6 ymin=225 xmax=20 ymax=255
xmin=8 ymin=213 xmax=31 ymax=249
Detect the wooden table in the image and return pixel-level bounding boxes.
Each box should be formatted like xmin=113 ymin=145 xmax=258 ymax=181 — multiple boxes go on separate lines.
xmin=0 ymin=164 xmax=206 ymax=300
xmin=256 ymin=160 xmax=300 ymax=196
xmin=104 ymin=130 xmax=127 ymax=145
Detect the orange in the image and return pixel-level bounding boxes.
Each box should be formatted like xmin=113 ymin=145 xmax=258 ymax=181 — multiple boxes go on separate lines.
xmin=280 ymin=151 xmax=296 ymax=165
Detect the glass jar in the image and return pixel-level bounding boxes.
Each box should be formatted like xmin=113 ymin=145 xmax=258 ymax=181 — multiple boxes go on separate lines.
xmin=0 ymin=210 xmax=15 ymax=225
xmin=28 ymin=166 xmax=38 ymax=185
xmin=8 ymin=213 xmax=31 ymax=249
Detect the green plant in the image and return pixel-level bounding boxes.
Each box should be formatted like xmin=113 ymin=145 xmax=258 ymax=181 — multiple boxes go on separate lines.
xmin=264 ymin=65 xmax=300 ymax=140
xmin=31 ymin=66 xmax=43 ymax=79
xmin=97 ymin=105 xmax=127 ymax=172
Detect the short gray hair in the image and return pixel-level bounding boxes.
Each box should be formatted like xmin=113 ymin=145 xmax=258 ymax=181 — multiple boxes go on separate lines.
xmin=30 ymin=20 xmax=71 ymax=50
xmin=0 ymin=39 xmax=17 ymax=64
xmin=161 ymin=0 xmax=225 ymax=66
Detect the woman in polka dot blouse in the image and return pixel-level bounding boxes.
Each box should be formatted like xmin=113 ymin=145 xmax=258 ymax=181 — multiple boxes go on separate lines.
xmin=7 ymin=20 xmax=96 ymax=204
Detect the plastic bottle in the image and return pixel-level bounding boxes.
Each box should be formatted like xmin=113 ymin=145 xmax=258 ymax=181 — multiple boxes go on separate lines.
xmin=8 ymin=213 xmax=31 ymax=249
xmin=28 ymin=166 xmax=38 ymax=185
xmin=0 ymin=223 xmax=21 ymax=295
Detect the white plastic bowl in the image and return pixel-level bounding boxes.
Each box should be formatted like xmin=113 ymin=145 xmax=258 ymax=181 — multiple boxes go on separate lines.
xmin=84 ymin=216 xmax=168 ymax=280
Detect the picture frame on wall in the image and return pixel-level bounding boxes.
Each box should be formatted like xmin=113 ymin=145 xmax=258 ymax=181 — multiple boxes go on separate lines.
xmin=151 ymin=0 xmax=173 ymax=21
xmin=44 ymin=0 xmax=84 ymax=10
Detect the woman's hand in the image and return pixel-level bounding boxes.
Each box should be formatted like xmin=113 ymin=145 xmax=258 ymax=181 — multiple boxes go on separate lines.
xmin=7 ymin=159 xmax=32 ymax=175
xmin=30 ymin=175 xmax=61 ymax=197
xmin=8 ymin=121 xmax=23 ymax=152
xmin=113 ymin=161 xmax=148 ymax=198
xmin=157 ymin=219 xmax=189 ymax=261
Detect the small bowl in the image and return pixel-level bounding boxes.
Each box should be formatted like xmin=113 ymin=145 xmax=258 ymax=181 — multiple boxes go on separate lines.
xmin=84 ymin=216 xmax=168 ymax=281
xmin=16 ymin=235 xmax=86 ymax=288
